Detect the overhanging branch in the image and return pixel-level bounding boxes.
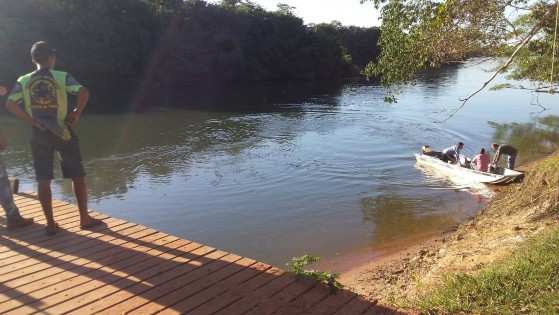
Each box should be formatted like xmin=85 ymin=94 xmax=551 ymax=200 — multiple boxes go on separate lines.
xmin=438 ymin=4 xmax=556 ymax=123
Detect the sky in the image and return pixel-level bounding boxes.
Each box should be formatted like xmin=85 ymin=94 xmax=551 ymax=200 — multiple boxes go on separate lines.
xmin=209 ymin=0 xmax=381 ymax=27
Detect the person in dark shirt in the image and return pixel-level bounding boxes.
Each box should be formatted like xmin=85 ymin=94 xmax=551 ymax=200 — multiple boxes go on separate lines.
xmin=491 ymin=143 xmax=518 ymax=169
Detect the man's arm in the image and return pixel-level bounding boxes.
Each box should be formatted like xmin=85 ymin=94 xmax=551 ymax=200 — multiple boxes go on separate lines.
xmin=5 ymin=100 xmax=41 ymax=129
xmin=65 ymin=72 xmax=88 ymax=128
xmin=65 ymin=87 xmax=88 ymax=127
xmin=75 ymin=86 xmax=89 ymax=114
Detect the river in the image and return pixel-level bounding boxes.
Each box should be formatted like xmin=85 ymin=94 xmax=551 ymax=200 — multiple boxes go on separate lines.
xmin=1 ymin=60 xmax=558 ymax=270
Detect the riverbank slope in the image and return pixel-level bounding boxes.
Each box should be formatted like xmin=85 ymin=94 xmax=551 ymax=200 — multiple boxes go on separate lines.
xmin=343 ymin=152 xmax=559 ymax=313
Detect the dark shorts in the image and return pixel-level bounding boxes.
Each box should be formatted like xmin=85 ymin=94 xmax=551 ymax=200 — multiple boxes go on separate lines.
xmin=31 ymin=128 xmax=86 ymax=181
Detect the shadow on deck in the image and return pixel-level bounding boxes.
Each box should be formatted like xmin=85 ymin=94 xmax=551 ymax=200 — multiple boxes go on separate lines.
xmin=0 ymin=194 xmax=403 ymax=315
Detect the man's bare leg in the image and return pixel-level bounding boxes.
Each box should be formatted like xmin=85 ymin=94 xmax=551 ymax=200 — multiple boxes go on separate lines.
xmin=72 ymin=177 xmax=101 ymax=228
xmin=38 ymin=179 xmax=57 ymax=234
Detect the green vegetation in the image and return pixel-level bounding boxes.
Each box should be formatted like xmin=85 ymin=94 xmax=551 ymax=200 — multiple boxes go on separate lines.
xmin=363 ymin=0 xmax=559 ymax=92
xmin=0 ymin=0 xmax=379 ymax=109
xmin=416 ymin=229 xmax=559 ymax=314
xmin=287 ymin=255 xmax=342 ymax=290
xmin=414 ymin=154 xmax=559 ymax=314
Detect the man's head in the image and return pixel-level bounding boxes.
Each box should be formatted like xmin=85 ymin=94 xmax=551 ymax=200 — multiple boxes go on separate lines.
xmin=31 ymin=41 xmax=56 ymax=69
xmin=491 ymin=143 xmax=499 ymax=150
xmin=458 ymin=142 xmax=464 ymax=149
xmin=0 ymin=86 xmax=7 ymax=97
xmin=480 ymin=148 xmax=486 ymax=155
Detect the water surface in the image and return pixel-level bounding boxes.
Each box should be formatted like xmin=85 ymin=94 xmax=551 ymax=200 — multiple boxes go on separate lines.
xmin=2 ymin=60 xmax=558 ymax=269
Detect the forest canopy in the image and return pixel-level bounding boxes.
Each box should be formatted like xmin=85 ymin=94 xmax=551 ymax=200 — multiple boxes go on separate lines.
xmin=0 ymin=0 xmax=380 ymax=108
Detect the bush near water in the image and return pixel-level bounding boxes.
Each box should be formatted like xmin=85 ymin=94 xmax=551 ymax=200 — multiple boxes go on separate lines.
xmin=0 ymin=0 xmax=380 ymax=109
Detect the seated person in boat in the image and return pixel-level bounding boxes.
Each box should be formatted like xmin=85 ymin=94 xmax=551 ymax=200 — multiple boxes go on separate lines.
xmin=441 ymin=142 xmax=464 ymax=164
xmin=471 ymin=148 xmax=490 ymax=172
xmin=491 ymin=143 xmax=518 ymax=169
xmin=421 ymin=145 xmax=443 ymax=159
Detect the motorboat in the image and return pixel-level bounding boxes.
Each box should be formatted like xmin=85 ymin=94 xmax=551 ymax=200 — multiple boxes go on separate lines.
xmin=415 ymin=153 xmax=523 ymax=185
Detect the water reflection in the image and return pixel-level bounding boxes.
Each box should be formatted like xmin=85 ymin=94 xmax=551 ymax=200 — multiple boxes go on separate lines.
xmin=489 ymin=115 xmax=559 ymax=164
xmin=103 ymin=80 xmax=345 ymax=112
xmin=360 ymin=188 xmax=483 ymax=245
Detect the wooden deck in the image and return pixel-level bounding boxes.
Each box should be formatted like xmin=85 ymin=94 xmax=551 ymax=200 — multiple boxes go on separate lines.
xmin=0 ymin=194 xmax=401 ymax=315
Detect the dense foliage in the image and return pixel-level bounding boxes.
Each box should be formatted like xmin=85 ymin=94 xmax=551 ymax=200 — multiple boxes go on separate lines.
xmin=0 ymin=0 xmax=380 ymax=108
xmin=363 ymin=0 xmax=559 ymax=91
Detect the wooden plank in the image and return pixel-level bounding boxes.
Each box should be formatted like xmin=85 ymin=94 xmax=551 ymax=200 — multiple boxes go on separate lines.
xmin=0 ymin=234 xmax=187 ymax=314
xmin=158 ymin=262 xmax=271 ymax=315
xmin=187 ymin=267 xmax=285 ymax=315
xmin=214 ymin=274 xmax=299 ymax=314
xmin=0 ymin=218 xmax=127 ymax=269
xmin=0 ymin=207 xmax=110 ymax=251
xmin=304 ymin=290 xmax=357 ymax=315
xmin=39 ymin=245 xmax=222 ymax=315
xmin=0 ymin=203 xmax=89 ymax=246
xmin=63 ymin=242 xmax=212 ymax=315
xmin=0 ymin=195 xmax=382 ymax=315
xmin=93 ymin=250 xmax=236 ymax=315
xmin=0 ymin=224 xmax=162 ymax=305
xmin=244 ymin=278 xmax=318 ymax=315
xmin=0 ymin=236 xmax=185 ymax=302
xmin=134 ymin=257 xmax=258 ymax=314
xmin=0 ymin=224 xmax=150 ymax=287
xmin=273 ymin=283 xmax=334 ymax=315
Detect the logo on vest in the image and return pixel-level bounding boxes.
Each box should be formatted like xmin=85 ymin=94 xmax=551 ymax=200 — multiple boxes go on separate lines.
xmin=29 ymin=76 xmax=58 ymax=109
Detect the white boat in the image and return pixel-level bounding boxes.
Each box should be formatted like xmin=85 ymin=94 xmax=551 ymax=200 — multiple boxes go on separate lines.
xmin=415 ymin=153 xmax=523 ymax=185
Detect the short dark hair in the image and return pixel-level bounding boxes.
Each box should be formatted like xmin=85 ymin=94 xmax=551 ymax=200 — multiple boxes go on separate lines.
xmin=458 ymin=142 xmax=464 ymax=147
xmin=480 ymin=148 xmax=485 ymax=154
xmin=31 ymin=41 xmax=56 ymax=65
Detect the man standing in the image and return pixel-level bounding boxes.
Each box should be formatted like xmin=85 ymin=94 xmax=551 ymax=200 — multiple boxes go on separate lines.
xmin=0 ymin=86 xmax=34 ymax=229
xmin=491 ymin=143 xmax=518 ymax=170
xmin=5 ymin=41 xmax=102 ymax=235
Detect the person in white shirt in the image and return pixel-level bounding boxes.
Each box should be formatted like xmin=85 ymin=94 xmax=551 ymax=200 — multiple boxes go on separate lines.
xmin=442 ymin=142 xmax=464 ymax=164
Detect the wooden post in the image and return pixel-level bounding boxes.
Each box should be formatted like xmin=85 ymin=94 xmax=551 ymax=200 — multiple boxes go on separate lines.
xmin=8 ymin=177 xmax=19 ymax=194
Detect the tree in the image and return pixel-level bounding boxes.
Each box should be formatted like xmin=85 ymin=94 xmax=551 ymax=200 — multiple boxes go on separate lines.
xmin=276 ymin=3 xmax=296 ymax=16
xmin=363 ymin=0 xmax=559 ymax=95
xmin=0 ymin=0 xmax=381 ymax=110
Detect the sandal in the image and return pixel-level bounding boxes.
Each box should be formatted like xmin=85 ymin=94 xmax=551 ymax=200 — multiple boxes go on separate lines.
xmin=81 ymin=218 xmax=104 ymax=230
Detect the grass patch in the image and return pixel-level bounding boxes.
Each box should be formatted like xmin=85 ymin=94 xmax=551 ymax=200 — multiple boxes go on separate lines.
xmin=415 ymin=229 xmax=559 ymax=314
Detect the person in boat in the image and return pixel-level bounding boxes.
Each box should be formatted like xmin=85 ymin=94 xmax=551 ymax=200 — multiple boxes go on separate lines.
xmin=471 ymin=148 xmax=490 ymax=172
xmin=0 ymin=88 xmax=34 ymax=229
xmin=421 ymin=145 xmax=443 ymax=159
xmin=5 ymin=41 xmax=103 ymax=235
xmin=491 ymin=143 xmax=518 ymax=169
xmin=441 ymin=142 xmax=464 ymax=164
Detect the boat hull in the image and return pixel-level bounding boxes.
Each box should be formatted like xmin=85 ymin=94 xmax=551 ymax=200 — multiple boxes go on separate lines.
xmin=415 ymin=154 xmax=522 ymax=185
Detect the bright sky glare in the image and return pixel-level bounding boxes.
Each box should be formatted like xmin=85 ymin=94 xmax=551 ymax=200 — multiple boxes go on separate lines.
xmin=208 ymin=0 xmax=380 ymax=27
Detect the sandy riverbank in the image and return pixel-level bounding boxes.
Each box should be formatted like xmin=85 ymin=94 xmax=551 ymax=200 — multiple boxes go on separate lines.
xmin=338 ymin=154 xmax=559 ymax=309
